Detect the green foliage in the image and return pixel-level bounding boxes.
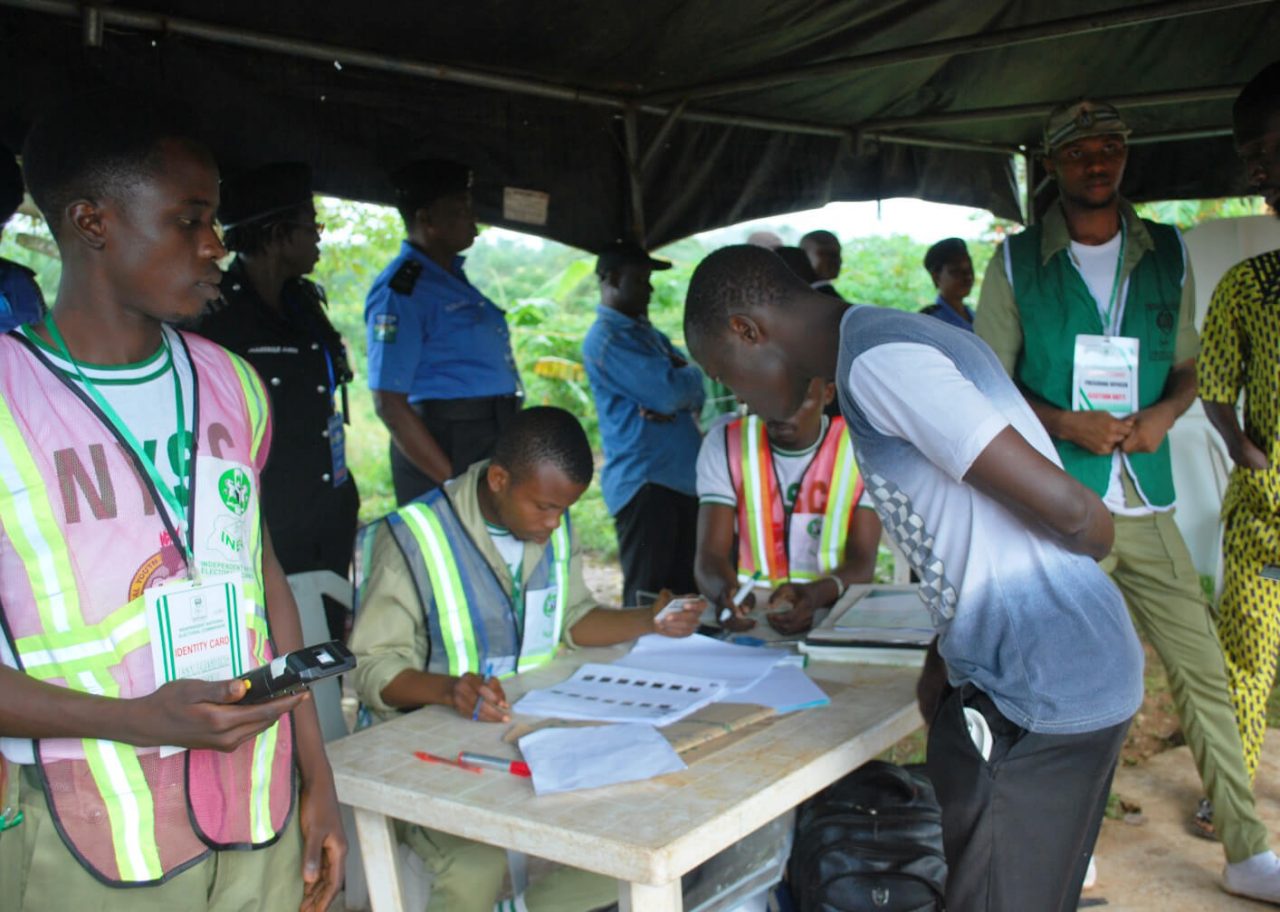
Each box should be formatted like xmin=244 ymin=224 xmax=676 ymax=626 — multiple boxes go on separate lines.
xmin=1134 ymin=197 xmax=1264 ymax=231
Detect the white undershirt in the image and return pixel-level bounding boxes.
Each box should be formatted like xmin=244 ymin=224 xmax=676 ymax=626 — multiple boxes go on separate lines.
xmin=1067 ymin=233 xmax=1158 ymax=516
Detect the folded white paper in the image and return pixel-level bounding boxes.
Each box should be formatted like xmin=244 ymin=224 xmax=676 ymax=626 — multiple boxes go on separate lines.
xmin=518 ymin=723 xmax=686 ymax=795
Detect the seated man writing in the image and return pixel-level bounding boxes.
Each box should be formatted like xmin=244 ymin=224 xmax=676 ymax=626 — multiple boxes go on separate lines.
xmin=696 ymin=378 xmax=881 ymax=633
xmin=349 ymin=406 xmax=702 ymax=912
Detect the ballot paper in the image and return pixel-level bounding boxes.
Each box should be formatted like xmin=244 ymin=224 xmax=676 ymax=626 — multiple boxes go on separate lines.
xmin=614 ymin=633 xmax=790 ymax=693
xmin=731 ymin=665 xmax=830 ymax=714
xmin=519 ymin=723 xmax=686 ymax=796
xmin=512 ymin=662 xmax=728 ymax=726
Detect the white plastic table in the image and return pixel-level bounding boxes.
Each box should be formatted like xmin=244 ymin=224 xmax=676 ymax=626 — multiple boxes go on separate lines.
xmin=328 ymin=646 xmax=922 ymax=912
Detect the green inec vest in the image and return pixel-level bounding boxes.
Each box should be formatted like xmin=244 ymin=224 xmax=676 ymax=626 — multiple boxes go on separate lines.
xmin=1008 ymin=218 xmax=1184 ymax=507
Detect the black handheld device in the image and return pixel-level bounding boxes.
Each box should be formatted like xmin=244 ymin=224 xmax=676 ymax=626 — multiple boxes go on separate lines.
xmin=237 ymin=640 xmax=356 ymax=704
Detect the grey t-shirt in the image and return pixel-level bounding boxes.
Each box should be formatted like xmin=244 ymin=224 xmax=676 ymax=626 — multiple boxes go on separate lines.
xmin=837 ymin=306 xmax=1142 ymax=735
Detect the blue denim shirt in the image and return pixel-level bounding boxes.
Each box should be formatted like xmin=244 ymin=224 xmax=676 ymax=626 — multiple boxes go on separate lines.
xmin=582 ymin=306 xmax=705 ymax=514
xmin=923 ymin=294 xmax=975 ymax=331
xmin=364 ymin=242 xmax=519 ymax=402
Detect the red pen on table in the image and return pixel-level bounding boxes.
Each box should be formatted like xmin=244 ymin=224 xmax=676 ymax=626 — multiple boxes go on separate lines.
xmin=414 ymin=750 xmax=481 ymax=773
xmin=458 ymin=751 xmax=531 ymax=778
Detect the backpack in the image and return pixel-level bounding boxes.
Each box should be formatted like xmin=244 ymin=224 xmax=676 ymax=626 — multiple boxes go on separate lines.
xmin=788 ymin=761 xmax=947 ymax=911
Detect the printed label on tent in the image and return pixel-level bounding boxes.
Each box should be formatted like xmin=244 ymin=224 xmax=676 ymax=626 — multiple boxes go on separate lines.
xmin=503 ymin=187 xmax=550 ymax=225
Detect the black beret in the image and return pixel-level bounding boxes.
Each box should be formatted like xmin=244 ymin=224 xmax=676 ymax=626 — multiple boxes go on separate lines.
xmin=219 ymin=161 xmax=313 ymax=230
xmin=393 ymin=158 xmax=472 ymax=213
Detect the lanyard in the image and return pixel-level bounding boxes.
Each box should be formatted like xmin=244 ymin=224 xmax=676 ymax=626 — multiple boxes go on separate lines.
xmin=43 ymin=316 xmax=194 ymax=567
xmin=1091 ymin=221 xmax=1127 ymax=335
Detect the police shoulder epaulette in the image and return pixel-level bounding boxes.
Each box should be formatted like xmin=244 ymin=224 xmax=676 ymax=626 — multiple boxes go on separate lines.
xmin=389 ymin=260 xmax=423 ymax=295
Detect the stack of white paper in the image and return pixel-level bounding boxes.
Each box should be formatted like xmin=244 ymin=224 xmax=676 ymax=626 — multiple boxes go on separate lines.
xmin=511 ymin=662 xmax=728 ymax=726
xmin=613 ymin=633 xmax=790 ymax=693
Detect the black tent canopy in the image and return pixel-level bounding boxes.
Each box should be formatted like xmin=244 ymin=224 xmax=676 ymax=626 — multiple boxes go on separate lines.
xmin=0 ymin=0 xmax=1276 ymax=251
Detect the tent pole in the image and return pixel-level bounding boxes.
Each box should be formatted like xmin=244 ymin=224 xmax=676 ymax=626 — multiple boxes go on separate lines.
xmin=623 ymin=106 xmax=646 ymax=244
xmin=641 ymin=0 xmax=1268 ymax=105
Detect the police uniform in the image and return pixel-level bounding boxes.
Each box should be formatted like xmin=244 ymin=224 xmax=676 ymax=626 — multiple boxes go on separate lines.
xmin=193 ymin=259 xmax=359 ymax=590
xmin=365 ymin=240 xmax=520 ymax=504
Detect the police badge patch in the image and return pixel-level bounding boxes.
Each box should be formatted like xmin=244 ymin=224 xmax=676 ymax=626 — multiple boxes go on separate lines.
xmin=374 ymin=313 xmax=399 ymax=343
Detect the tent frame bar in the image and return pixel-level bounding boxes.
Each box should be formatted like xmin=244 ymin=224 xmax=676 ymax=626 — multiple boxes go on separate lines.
xmin=861 ymin=85 xmax=1244 ymax=132
xmin=1 ymin=0 xmax=1243 ymax=153
xmin=640 ymin=0 xmax=1268 ymax=105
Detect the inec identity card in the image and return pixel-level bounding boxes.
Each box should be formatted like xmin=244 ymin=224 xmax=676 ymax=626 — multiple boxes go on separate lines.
xmin=145 ymin=574 xmax=250 ymax=686
xmin=1072 ymin=334 xmax=1139 ymax=415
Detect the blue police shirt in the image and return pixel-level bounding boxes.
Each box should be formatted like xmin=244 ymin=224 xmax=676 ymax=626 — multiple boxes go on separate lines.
xmin=364 ymin=242 xmax=519 ymax=401
xmin=582 ymin=305 xmax=705 ymax=515
xmin=923 ymin=294 xmax=975 ymax=331
xmin=0 ymin=259 xmax=45 ymax=334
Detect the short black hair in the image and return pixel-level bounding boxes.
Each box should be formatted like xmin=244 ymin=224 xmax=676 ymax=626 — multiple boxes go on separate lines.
xmin=923 ymin=238 xmax=969 ymax=275
xmin=800 ymin=229 xmax=838 ymax=247
xmin=1234 ymin=61 xmax=1280 ymax=144
xmin=492 ymin=406 xmax=593 ymax=486
xmin=684 ymin=244 xmax=810 ymax=348
xmin=21 ymin=93 xmax=203 ymax=235
xmin=0 ymin=144 xmax=22 ymax=226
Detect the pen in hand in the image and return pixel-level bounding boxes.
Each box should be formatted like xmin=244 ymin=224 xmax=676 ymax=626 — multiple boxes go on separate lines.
xmin=719 ymin=571 xmax=761 ymax=623
xmin=471 ymin=661 xmax=494 ymax=721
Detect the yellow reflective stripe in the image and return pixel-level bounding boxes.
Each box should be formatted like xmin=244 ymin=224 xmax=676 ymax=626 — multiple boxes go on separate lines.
xmin=16 ymin=597 xmax=145 ymax=671
xmin=245 ymin=611 xmax=270 ymax=667
xmin=248 ymin=720 xmax=281 ymax=843
xmin=818 ymin=430 xmax=858 ymax=573
xmin=0 ymin=392 xmax=83 ymax=634
xmin=741 ymin=416 xmax=773 ymax=579
xmin=75 ymin=662 xmax=162 ymax=883
xmin=226 ymin=353 xmax=269 ymax=464
xmin=399 ymin=505 xmax=479 ymax=676
xmin=22 ymin=626 xmax=150 ymax=682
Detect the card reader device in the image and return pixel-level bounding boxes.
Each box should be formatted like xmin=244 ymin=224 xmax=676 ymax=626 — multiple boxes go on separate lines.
xmin=237 ymin=640 xmax=356 ymax=704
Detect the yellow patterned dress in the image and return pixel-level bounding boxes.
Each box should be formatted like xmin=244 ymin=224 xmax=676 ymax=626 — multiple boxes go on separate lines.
xmin=1200 ymin=248 xmax=1280 ymax=780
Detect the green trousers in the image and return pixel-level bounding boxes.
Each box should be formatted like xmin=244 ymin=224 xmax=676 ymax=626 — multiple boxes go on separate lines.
xmin=0 ymin=766 xmax=303 ymax=912
xmin=404 ymin=824 xmax=617 ymax=912
xmin=1101 ymin=506 xmax=1268 ymax=862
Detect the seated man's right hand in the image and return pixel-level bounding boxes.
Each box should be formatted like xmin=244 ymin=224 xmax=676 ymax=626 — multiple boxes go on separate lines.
xmin=719 ymin=590 xmax=757 ymax=632
xmin=135 ymin=678 xmax=306 ymax=753
xmin=450 ymin=673 xmax=510 ymax=723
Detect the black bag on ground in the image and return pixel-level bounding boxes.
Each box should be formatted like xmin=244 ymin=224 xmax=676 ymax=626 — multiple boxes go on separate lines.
xmin=788 ymin=760 xmax=947 ymax=911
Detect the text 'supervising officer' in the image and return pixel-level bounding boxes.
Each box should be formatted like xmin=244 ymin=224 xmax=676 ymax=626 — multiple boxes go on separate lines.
xmin=191 ymin=162 xmax=358 ymax=638
xmin=365 ymin=159 xmax=522 ymax=505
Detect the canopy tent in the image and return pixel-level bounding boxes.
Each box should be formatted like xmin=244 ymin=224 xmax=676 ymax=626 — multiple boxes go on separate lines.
xmin=0 ymin=0 xmax=1275 ymax=252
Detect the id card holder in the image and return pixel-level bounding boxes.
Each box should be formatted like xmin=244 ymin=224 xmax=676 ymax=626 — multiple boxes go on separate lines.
xmin=1072 ymin=334 xmax=1139 ymax=415
xmin=327 ymin=412 xmax=348 ymax=487
xmin=144 ymin=573 xmax=250 ymax=756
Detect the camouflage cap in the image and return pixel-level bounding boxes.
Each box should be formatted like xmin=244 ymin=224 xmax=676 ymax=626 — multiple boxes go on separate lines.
xmin=1043 ymin=100 xmax=1131 ymax=154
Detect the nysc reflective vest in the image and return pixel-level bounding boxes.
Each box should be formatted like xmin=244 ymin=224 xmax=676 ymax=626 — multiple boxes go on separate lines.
xmin=0 ymin=329 xmax=293 ymax=886
xmin=725 ymin=415 xmax=863 ymax=586
xmin=385 ymin=488 xmax=572 ymax=677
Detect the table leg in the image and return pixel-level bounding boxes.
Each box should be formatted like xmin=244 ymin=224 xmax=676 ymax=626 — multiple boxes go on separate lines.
xmin=619 ymin=879 xmax=682 ymax=912
xmin=353 ymin=807 xmax=406 ymax=912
